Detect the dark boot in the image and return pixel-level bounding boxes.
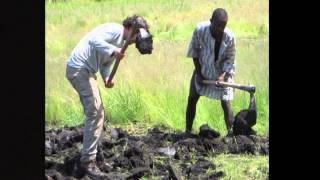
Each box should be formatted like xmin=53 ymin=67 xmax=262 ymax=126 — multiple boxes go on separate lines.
xmin=80 ymin=160 xmax=108 ymax=179
xmin=226 ymin=126 xmax=234 ymax=137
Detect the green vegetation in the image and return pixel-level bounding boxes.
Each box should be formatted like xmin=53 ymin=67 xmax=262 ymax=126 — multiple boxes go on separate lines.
xmin=45 ymin=0 xmax=269 ymax=137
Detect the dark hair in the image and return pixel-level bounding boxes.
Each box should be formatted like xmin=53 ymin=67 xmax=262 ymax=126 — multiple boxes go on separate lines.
xmin=211 ymin=8 xmax=228 ymax=22
xmin=123 ymin=15 xmax=153 ymax=54
xmin=122 ymin=15 xmax=150 ymax=32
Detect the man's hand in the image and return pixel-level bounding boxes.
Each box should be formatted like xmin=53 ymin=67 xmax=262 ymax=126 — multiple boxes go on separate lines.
xmin=218 ymin=72 xmax=226 ymax=82
xmin=105 ymin=77 xmax=114 ymax=88
xmin=215 ymin=72 xmax=226 ymax=87
xmin=113 ymin=48 xmax=125 ymax=60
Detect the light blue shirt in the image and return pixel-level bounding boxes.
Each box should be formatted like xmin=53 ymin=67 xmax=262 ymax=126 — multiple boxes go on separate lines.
xmin=67 ymin=23 xmax=124 ymax=80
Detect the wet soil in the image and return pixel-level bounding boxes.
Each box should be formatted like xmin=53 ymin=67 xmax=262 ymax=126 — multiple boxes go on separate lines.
xmin=45 ymin=124 xmax=268 ymax=179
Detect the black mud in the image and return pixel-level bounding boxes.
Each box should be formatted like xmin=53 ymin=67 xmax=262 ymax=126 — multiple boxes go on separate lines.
xmin=45 ymin=124 xmax=268 ymax=179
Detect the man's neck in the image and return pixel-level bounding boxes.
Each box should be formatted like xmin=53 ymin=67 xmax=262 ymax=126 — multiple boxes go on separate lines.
xmin=210 ymin=25 xmax=223 ymax=41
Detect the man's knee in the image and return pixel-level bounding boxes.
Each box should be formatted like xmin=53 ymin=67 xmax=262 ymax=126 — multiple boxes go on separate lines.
xmin=221 ymin=99 xmax=230 ymax=105
xmin=87 ymin=107 xmax=104 ymax=120
xmin=221 ymin=100 xmax=232 ymax=109
xmin=83 ymin=96 xmax=104 ymax=119
xmin=188 ymin=88 xmax=199 ymax=104
xmin=188 ymin=94 xmax=199 ymax=104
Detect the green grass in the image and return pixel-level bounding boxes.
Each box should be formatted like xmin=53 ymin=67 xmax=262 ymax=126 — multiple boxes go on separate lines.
xmin=209 ymin=154 xmax=269 ymax=179
xmin=45 ymin=0 xmax=269 ymax=136
xmin=46 ymin=0 xmax=269 ymax=178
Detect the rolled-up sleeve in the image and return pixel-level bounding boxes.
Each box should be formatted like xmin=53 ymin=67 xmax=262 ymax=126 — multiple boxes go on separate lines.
xmin=89 ymin=32 xmax=118 ymax=57
xmin=187 ymin=28 xmax=201 ymax=58
xmin=222 ymin=37 xmax=236 ymax=75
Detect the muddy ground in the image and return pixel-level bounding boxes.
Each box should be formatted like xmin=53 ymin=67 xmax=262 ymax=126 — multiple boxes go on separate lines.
xmin=45 ymin=124 xmax=268 ymax=180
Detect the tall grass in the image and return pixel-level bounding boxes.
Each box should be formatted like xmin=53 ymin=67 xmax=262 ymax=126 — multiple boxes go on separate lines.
xmin=45 ymin=0 xmax=269 ymax=135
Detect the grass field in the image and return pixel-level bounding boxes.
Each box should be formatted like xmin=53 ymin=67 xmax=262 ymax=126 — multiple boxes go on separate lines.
xmin=46 ymin=1 xmax=269 ymax=178
xmin=45 ymin=0 xmax=268 ymax=134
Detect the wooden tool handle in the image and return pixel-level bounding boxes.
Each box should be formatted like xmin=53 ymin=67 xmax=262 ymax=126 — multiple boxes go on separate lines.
xmin=201 ymin=80 xmax=256 ymax=93
xmin=107 ymin=32 xmax=133 ymax=84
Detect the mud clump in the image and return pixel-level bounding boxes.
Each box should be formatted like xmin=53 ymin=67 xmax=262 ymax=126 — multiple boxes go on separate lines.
xmin=199 ymin=124 xmax=220 ymax=138
xmin=45 ymin=125 xmax=268 ymax=179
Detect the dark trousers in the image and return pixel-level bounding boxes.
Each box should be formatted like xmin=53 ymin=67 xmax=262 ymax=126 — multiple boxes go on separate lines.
xmin=185 ymin=71 xmax=234 ymax=132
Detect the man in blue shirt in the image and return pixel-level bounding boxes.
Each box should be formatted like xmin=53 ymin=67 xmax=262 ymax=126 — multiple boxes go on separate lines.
xmin=66 ymin=15 xmax=151 ymax=178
